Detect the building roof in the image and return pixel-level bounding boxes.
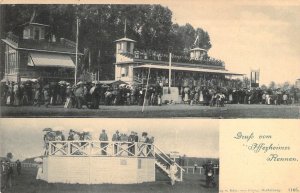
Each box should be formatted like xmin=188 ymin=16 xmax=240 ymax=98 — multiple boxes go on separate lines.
xmin=134 ymin=64 xmax=244 ymax=76
xmin=114 ymin=37 xmax=136 ymax=43
xmin=28 ymin=22 xmax=50 ymax=27
xmin=190 ymin=47 xmax=207 ymax=52
xmin=1 ymin=38 xmax=83 ymax=55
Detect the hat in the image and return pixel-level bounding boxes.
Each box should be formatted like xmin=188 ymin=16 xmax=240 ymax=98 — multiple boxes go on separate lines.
xmin=116 ymin=130 xmax=119 ymax=133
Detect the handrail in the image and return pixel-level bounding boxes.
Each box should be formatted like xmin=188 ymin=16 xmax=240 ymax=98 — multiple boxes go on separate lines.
xmin=153 ymin=144 xmax=185 ymax=171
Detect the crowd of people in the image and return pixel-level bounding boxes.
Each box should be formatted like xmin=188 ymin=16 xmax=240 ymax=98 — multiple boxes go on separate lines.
xmin=43 ymin=128 xmax=155 ymax=156
xmin=179 ymin=86 xmax=298 ymax=106
xmin=0 ymin=80 xmax=164 ymax=109
xmin=1 ymin=77 xmax=298 ymax=109
xmin=0 ymin=159 xmax=21 ymax=192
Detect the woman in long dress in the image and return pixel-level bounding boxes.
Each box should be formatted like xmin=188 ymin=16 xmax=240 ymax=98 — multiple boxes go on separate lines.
xmin=169 ymin=162 xmax=178 ymax=186
xmin=36 ymin=163 xmax=43 ymax=180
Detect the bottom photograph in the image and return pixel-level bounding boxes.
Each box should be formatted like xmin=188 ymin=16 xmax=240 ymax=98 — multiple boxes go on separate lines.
xmin=0 ymin=119 xmax=219 ymax=193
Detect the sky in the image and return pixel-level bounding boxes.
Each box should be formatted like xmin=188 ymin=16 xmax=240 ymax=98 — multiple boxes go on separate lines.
xmin=162 ymin=0 xmax=300 ymax=85
xmin=0 ymin=119 xmax=219 ymax=160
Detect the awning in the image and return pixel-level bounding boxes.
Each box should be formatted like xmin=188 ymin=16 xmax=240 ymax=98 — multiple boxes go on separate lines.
xmin=134 ymin=64 xmax=244 ymax=76
xmin=28 ymin=52 xmax=75 ymax=68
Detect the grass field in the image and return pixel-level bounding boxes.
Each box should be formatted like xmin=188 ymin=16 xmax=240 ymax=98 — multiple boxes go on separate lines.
xmin=3 ymin=167 xmax=219 ymax=193
xmin=1 ymin=103 xmax=299 ymax=118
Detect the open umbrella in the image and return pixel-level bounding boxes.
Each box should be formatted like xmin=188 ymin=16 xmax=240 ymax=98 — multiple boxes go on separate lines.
xmin=30 ymin=79 xmax=38 ymax=82
xmin=77 ymin=81 xmax=83 ymax=85
xmin=34 ymin=157 xmax=43 ymax=163
xmin=43 ymin=128 xmax=53 ymax=132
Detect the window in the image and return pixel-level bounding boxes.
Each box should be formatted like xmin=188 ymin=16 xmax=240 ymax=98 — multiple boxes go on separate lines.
xmin=127 ymin=42 xmax=131 ymax=53
xmin=7 ymin=52 xmax=17 ymax=74
xmin=34 ymin=29 xmax=40 ymax=40
xmin=117 ymin=43 xmax=121 ymax=52
xmin=121 ymin=66 xmax=129 ymax=77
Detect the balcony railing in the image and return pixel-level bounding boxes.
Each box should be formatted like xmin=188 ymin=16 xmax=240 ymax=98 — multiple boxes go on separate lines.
xmin=45 ymin=141 xmax=154 ymax=158
xmin=120 ymin=51 xmax=224 ymax=67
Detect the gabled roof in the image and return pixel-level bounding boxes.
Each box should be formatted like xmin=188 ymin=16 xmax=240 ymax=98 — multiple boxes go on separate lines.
xmin=1 ymin=38 xmax=83 ymax=55
xmin=114 ymin=37 xmax=136 ymax=43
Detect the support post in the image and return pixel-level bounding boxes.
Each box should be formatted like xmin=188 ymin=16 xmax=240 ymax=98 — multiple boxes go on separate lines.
xmin=142 ymin=66 xmax=151 ymax=112
xmin=75 ymin=17 xmax=79 ymax=84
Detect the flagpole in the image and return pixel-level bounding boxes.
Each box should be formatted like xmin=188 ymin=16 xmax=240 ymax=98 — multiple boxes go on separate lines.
xmin=169 ymin=52 xmax=172 ymax=89
xmin=75 ymin=17 xmax=79 ymax=84
xmin=142 ymin=66 xmax=151 ymax=113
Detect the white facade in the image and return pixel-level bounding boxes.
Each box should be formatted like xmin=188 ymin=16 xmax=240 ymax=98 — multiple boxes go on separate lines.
xmin=42 ymin=156 xmax=155 ymax=184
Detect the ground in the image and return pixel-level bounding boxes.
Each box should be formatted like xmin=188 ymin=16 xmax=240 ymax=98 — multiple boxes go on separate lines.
xmin=1 ymin=104 xmax=299 ymax=118
xmin=3 ymin=167 xmax=219 ymax=193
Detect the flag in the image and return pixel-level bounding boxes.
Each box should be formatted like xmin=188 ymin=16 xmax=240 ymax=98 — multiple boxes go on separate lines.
xmin=193 ymin=35 xmax=199 ymax=47
xmin=124 ymin=19 xmax=127 ymax=37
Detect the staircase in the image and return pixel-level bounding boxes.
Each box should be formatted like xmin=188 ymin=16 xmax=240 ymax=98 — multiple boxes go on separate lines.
xmin=153 ymin=144 xmax=184 ymax=182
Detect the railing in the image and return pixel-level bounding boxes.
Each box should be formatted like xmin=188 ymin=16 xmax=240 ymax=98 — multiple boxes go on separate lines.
xmin=7 ymin=32 xmax=19 ymax=45
xmin=45 ymin=141 xmax=154 ymax=158
xmin=153 ymin=144 xmax=185 ymax=182
xmin=183 ymin=166 xmax=219 ymax=175
xmin=10 ymin=162 xmax=38 ymax=168
xmin=120 ymin=51 xmax=224 ymax=67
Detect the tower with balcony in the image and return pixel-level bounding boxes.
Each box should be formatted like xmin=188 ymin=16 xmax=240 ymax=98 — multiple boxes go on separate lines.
xmin=114 ymin=37 xmax=136 ymax=83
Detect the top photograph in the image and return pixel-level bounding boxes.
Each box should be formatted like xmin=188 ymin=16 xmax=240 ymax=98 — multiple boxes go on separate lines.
xmin=0 ymin=3 xmax=299 ymax=118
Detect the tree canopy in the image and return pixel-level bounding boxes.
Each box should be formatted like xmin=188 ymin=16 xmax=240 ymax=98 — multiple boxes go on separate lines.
xmin=2 ymin=4 xmax=212 ymax=80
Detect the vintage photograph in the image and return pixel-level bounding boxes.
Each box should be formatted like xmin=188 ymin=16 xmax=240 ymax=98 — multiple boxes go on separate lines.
xmin=0 ymin=3 xmax=299 ymax=118
xmin=0 ymin=119 xmax=219 ymax=193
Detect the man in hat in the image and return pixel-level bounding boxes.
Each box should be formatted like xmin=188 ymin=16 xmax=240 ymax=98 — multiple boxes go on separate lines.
xmin=128 ymin=131 xmax=136 ymax=156
xmin=99 ymin=129 xmax=108 ymax=155
xmin=203 ymin=160 xmax=216 ymax=188
xmin=112 ymin=130 xmax=120 ymax=155
xmin=16 ymin=160 xmax=21 ymax=176
xmin=1 ymin=160 xmax=7 ymax=191
xmin=74 ymin=83 xmax=84 ymax=109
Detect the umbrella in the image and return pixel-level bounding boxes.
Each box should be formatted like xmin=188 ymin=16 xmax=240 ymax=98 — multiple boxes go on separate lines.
xmin=59 ymin=81 xmax=67 ymax=85
xmin=77 ymin=81 xmax=83 ymax=85
xmin=34 ymin=157 xmax=43 ymax=163
xmin=43 ymin=128 xmax=53 ymax=132
xmin=30 ymin=79 xmax=38 ymax=82
xmin=92 ymin=80 xmax=99 ymax=84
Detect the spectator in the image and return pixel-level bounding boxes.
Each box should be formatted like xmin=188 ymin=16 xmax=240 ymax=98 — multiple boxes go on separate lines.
xmin=99 ymin=129 xmax=108 ymax=155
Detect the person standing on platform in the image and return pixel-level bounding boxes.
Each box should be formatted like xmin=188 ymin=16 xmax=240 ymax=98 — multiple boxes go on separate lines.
xmin=128 ymin=131 xmax=136 ymax=156
xmin=112 ymin=130 xmax=120 ymax=155
xmin=99 ymin=129 xmax=108 ymax=155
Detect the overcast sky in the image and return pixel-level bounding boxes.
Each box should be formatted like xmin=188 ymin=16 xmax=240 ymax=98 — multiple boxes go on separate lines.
xmin=0 ymin=119 xmax=219 ymax=160
xmin=163 ymin=0 xmax=300 ymax=85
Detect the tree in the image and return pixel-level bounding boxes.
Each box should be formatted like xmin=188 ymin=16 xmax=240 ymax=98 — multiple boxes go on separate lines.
xmin=269 ymin=81 xmax=276 ymax=90
xmin=2 ymin=4 xmax=214 ymax=80
xmin=6 ymin=152 xmax=13 ymax=160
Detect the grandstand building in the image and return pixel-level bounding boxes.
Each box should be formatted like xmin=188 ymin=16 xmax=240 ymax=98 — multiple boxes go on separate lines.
xmin=114 ymin=36 xmax=243 ymax=86
xmin=1 ymin=21 xmax=82 ymax=83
